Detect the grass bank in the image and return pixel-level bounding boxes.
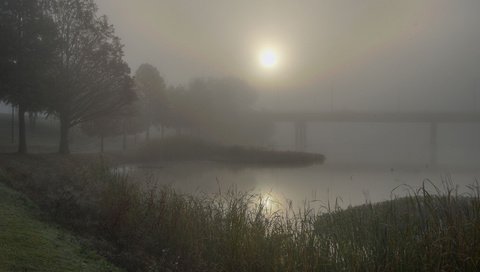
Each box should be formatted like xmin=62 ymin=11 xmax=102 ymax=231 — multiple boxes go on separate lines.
xmin=1 ymin=154 xmax=479 ymax=271
xmin=130 ymin=136 xmax=325 ymax=166
xmin=0 ymin=182 xmax=120 ymax=271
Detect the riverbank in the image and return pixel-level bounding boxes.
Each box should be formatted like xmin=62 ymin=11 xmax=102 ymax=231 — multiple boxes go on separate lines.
xmin=1 ymin=155 xmax=479 ymax=271
xmin=0 ymin=182 xmax=120 ymax=271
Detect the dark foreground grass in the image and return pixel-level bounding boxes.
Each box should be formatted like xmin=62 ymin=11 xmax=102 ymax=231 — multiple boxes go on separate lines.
xmin=1 ymin=155 xmax=479 ymax=271
xmin=0 ymin=182 xmax=121 ymax=272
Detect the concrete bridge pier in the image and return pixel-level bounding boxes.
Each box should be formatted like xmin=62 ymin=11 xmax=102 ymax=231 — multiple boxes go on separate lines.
xmin=429 ymin=122 xmax=438 ymax=166
xmin=295 ymin=121 xmax=307 ymax=151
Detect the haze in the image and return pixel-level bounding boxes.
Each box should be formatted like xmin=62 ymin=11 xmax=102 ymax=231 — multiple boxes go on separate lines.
xmin=97 ymin=0 xmax=480 ymax=111
xmin=2 ymin=0 xmax=480 ymax=270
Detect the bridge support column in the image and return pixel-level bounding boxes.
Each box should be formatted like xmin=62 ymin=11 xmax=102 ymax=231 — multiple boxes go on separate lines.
xmin=429 ymin=122 xmax=438 ymax=166
xmin=294 ymin=121 xmax=307 ymax=151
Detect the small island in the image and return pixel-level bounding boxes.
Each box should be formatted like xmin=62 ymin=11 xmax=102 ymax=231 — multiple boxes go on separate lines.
xmin=129 ymin=136 xmax=325 ymax=166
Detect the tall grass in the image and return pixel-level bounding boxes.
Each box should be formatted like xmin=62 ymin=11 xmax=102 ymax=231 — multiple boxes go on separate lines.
xmin=1 ymin=160 xmax=480 ymax=271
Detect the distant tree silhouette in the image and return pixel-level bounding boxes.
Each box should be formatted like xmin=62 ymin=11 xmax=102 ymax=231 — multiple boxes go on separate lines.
xmin=134 ymin=64 xmax=168 ymax=140
xmin=0 ymin=0 xmax=57 ymax=153
xmin=81 ymin=100 xmax=142 ymax=153
xmin=166 ymin=77 xmax=272 ymax=145
xmin=81 ymin=115 xmax=122 ymax=153
xmin=122 ymin=99 xmax=149 ymax=149
xmin=46 ymin=0 xmax=134 ymax=154
xmin=165 ymin=85 xmax=193 ymax=134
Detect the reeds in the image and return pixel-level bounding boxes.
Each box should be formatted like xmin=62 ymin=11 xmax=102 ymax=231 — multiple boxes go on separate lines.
xmin=1 ymin=162 xmax=479 ymax=271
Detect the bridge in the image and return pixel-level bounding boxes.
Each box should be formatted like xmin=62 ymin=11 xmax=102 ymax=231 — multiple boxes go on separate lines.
xmin=261 ymin=111 xmax=480 ymax=165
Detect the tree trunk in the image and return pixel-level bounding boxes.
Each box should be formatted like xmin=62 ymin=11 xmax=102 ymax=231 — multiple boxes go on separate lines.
xmin=161 ymin=124 xmax=165 ymax=139
xmin=17 ymin=105 xmax=27 ymax=154
xmin=11 ymin=106 xmax=15 ymax=144
xmin=59 ymin=117 xmax=70 ymax=154
xmin=100 ymin=135 xmax=104 ymax=153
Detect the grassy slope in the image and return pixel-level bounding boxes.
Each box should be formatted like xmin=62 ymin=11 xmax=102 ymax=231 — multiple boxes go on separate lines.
xmin=0 ymin=182 xmax=121 ymax=272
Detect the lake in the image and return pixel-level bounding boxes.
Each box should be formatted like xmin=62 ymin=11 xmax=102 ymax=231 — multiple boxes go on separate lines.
xmin=122 ymin=161 xmax=480 ymax=210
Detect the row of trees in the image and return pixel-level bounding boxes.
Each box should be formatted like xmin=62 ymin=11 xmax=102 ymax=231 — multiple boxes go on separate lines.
xmin=81 ymin=63 xmax=168 ymax=152
xmin=0 ymin=0 xmax=134 ymax=153
xmin=81 ymin=68 xmax=274 ymax=152
xmin=0 ymin=0 xmax=273 ymax=154
xmin=166 ymin=77 xmax=273 ymax=145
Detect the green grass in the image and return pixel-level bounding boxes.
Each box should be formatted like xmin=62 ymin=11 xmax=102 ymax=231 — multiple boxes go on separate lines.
xmin=0 ymin=182 xmax=121 ymax=272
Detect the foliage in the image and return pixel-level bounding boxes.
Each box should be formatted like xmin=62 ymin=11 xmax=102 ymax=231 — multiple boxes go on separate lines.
xmin=122 ymin=99 xmax=149 ymax=136
xmin=0 ymin=0 xmax=58 ymax=153
xmin=187 ymin=77 xmax=256 ymax=113
xmin=81 ymin=115 xmax=124 ymax=152
xmin=0 ymin=0 xmax=135 ymax=154
xmin=0 ymin=0 xmax=56 ymax=109
xmin=134 ymin=63 xmax=168 ymax=137
xmin=167 ymin=77 xmax=274 ymax=145
xmin=81 ymin=116 xmax=123 ymax=138
xmin=45 ymin=0 xmax=135 ymax=153
xmin=132 ymin=136 xmax=325 ymax=165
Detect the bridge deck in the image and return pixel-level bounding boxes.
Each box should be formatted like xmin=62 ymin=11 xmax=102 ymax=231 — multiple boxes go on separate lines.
xmin=263 ymin=111 xmax=480 ymax=123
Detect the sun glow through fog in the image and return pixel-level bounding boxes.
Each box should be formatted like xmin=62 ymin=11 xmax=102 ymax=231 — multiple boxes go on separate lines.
xmin=259 ymin=48 xmax=278 ymax=69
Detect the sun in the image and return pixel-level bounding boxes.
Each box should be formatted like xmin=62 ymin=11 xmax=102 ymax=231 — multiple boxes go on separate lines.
xmin=259 ymin=49 xmax=278 ymax=69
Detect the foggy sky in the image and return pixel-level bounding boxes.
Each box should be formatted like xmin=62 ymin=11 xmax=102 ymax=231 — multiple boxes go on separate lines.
xmin=96 ymin=0 xmax=480 ymax=112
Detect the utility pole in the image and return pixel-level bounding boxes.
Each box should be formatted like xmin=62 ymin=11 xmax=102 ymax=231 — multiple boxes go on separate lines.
xmin=475 ymin=80 xmax=479 ymax=111
xmin=330 ymin=80 xmax=334 ymax=112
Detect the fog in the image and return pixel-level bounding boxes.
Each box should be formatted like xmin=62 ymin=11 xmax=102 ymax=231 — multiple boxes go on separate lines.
xmin=95 ymin=0 xmax=480 ymax=165
xmin=88 ymin=0 xmax=480 ymax=207
xmin=2 ymin=1 xmax=480 ymax=269
xmin=2 ymin=0 xmax=479 ymax=167
xmin=1 ymin=0 xmax=478 ymax=174
xmin=96 ymin=0 xmax=480 ymax=111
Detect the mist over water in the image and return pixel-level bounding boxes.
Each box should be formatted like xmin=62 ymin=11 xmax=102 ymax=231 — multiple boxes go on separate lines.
xmin=273 ymin=122 xmax=480 ymax=165
xmin=126 ymin=160 xmax=479 ymax=209
xmin=125 ymin=119 xmax=480 ymax=208
xmin=126 ymin=121 xmax=480 ymax=208
xmin=95 ymin=0 xmax=480 ymax=204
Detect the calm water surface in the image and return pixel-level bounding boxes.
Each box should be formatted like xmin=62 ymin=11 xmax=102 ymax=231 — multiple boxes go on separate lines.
xmin=123 ymin=161 xmax=480 ymax=209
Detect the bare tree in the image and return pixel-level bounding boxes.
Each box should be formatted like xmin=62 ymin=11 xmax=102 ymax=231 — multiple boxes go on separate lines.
xmin=46 ymin=0 xmax=134 ymax=154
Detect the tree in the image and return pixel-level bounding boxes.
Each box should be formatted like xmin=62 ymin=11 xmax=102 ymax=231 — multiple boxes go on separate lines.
xmin=81 ymin=115 xmax=122 ymax=153
xmin=122 ymin=99 xmax=149 ymax=148
xmin=165 ymin=85 xmax=192 ymax=135
xmin=187 ymin=77 xmax=256 ymax=114
xmin=81 ymin=100 xmax=143 ymax=153
xmin=134 ymin=63 xmax=168 ymax=140
xmin=46 ymin=0 xmax=135 ymax=154
xmin=166 ymin=77 xmax=273 ymax=145
xmin=0 ymin=0 xmax=57 ymax=153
